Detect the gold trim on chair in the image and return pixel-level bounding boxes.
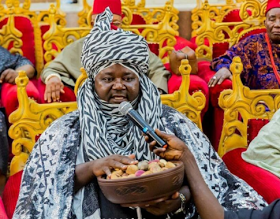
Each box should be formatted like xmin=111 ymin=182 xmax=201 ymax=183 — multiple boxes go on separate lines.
xmin=191 ymin=0 xmax=267 ymax=60
xmin=77 ymin=0 xmax=179 ymax=63
xmin=9 ymin=71 xmax=78 ymax=176
xmin=218 ymin=57 xmax=280 ymax=158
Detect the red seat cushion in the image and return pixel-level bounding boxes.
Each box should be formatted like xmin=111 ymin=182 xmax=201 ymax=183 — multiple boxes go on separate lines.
xmin=247 ymin=119 xmax=270 ymax=145
xmin=1 ymin=79 xmax=40 ymax=118
xmin=0 ymin=197 xmax=8 ymax=219
xmin=223 ymin=148 xmax=280 ymax=204
xmin=2 ymin=171 xmax=23 ymax=219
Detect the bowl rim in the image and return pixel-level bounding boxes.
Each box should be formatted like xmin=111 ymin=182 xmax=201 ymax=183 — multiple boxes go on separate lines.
xmin=97 ymin=160 xmax=184 ymax=184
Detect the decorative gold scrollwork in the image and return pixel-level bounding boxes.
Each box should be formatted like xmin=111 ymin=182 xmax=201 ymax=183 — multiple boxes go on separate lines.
xmin=9 ymin=71 xmax=78 ymax=175
xmin=192 ymin=0 xmax=267 ymax=60
xmin=77 ymin=0 xmax=179 ymax=63
xmin=218 ymin=57 xmax=280 ymax=157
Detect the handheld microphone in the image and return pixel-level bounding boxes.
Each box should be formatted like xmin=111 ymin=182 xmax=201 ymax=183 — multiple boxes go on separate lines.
xmin=119 ymin=101 xmax=167 ymax=148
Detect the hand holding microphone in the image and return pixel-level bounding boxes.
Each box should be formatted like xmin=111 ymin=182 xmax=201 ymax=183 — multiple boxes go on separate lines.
xmin=119 ymin=101 xmax=167 ymax=148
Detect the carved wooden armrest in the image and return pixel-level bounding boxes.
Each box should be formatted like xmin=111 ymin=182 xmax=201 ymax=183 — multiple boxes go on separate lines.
xmin=218 ymin=56 xmax=280 ymax=157
xmin=8 ymin=71 xmax=78 ymax=176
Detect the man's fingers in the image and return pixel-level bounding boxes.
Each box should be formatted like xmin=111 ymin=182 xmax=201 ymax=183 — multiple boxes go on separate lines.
xmin=0 ymin=70 xmax=9 ymax=83
xmin=217 ymin=76 xmax=225 ymax=85
xmin=171 ymin=192 xmax=179 ymax=199
xmin=55 ymin=85 xmax=61 ymax=101
xmin=154 ymin=129 xmax=169 ymax=141
xmin=102 ymin=166 xmax=112 ymax=177
xmin=127 ymin=154 xmax=135 ymax=159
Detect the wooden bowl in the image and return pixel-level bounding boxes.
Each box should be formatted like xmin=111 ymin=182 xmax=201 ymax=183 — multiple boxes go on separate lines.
xmin=97 ymin=161 xmax=184 ymax=205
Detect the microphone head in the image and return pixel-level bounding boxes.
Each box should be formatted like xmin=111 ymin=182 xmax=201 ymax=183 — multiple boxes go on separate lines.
xmin=119 ymin=101 xmax=133 ymax=116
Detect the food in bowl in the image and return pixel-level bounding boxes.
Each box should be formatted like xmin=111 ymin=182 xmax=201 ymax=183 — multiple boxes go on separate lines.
xmin=98 ymin=160 xmax=184 ymax=205
xmin=108 ymin=159 xmax=177 ymax=179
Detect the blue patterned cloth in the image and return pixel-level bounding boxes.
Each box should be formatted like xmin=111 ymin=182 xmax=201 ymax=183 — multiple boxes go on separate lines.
xmin=211 ymin=33 xmax=280 ymax=89
xmin=0 ymin=46 xmax=32 ymax=74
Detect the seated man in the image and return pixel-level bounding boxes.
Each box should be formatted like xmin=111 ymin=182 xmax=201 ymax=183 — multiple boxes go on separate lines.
xmin=13 ymin=8 xmax=266 ymax=219
xmin=41 ymin=0 xmax=174 ymax=103
xmin=0 ymin=46 xmax=35 ymax=85
xmin=0 ymin=45 xmax=35 ymax=190
xmin=241 ymin=107 xmax=280 ymax=179
xmin=209 ymin=0 xmax=280 ymax=89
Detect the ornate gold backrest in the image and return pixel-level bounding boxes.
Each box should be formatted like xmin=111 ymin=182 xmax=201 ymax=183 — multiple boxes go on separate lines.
xmin=43 ymin=4 xmax=90 ymax=65
xmin=9 ymin=61 xmax=205 ymax=176
xmin=191 ymin=0 xmax=267 ymax=60
xmin=77 ymin=0 xmax=179 ymax=63
xmin=218 ymin=57 xmax=280 ymax=157
xmin=0 ymin=0 xmax=44 ymax=74
xmin=36 ymin=0 xmax=66 ymax=27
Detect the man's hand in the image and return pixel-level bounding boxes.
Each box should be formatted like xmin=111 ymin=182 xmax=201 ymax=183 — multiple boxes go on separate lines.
xmin=146 ymin=129 xmax=188 ymax=161
xmin=44 ymin=76 xmax=65 ymax=103
xmin=0 ymin=69 xmax=18 ymax=84
xmin=169 ymin=47 xmax=198 ymax=75
xmin=122 ymin=186 xmax=191 ymax=216
xmin=208 ymin=67 xmax=232 ymax=87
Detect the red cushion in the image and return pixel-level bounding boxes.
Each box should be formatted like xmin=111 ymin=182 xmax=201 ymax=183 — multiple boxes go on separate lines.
xmin=212 ymin=42 xmax=230 ymax=59
xmin=190 ymin=36 xmax=210 ymax=47
xmin=0 ymin=198 xmax=8 ymax=219
xmin=247 ymin=119 xmax=270 ymax=145
xmin=223 ymin=148 xmax=280 ymax=204
xmin=209 ymin=79 xmax=232 ymax=107
xmin=2 ymin=171 xmax=23 ymax=219
xmin=0 ymin=17 xmax=36 ymax=66
xmin=173 ymin=36 xmax=197 ymax=51
xmin=1 ymin=79 xmax=40 ymax=118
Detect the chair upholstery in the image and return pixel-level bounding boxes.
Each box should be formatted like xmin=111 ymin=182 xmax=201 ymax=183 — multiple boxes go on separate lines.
xmin=217 ymin=57 xmax=280 ymax=203
xmin=223 ymin=148 xmax=280 ymax=204
xmin=0 ymin=197 xmax=8 ymax=219
xmin=2 ymin=171 xmax=22 ymax=219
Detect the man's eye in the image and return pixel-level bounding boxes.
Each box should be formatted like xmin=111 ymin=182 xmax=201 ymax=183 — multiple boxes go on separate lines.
xmin=103 ymin=78 xmax=113 ymax=82
xmin=124 ymin=77 xmax=134 ymax=82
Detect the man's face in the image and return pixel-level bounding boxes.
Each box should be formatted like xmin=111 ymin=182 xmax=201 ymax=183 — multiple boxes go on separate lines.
xmin=91 ymin=14 xmax=122 ymax=28
xmin=94 ymin=64 xmax=140 ymax=104
xmin=265 ymin=8 xmax=280 ymax=43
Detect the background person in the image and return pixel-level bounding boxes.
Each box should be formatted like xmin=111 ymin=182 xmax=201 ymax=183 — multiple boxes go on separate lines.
xmin=209 ymin=0 xmax=280 ymax=89
xmin=40 ymin=0 xmax=171 ymax=103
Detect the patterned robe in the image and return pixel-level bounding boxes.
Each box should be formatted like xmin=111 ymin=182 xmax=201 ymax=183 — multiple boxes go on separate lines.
xmin=211 ymin=33 xmax=280 ymax=89
xmin=13 ymin=106 xmax=267 ymax=219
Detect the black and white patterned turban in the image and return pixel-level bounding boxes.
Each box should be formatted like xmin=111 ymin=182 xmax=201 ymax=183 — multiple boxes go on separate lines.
xmin=77 ymin=7 xmax=164 ymax=162
xmin=81 ymin=7 xmax=149 ymax=78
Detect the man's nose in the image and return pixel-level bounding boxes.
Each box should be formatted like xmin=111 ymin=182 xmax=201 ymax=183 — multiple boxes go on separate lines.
xmin=275 ymin=19 xmax=280 ymax=27
xmin=113 ymin=79 xmax=125 ymax=89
